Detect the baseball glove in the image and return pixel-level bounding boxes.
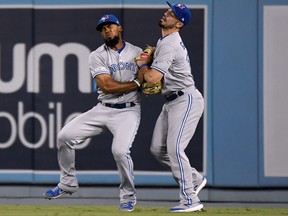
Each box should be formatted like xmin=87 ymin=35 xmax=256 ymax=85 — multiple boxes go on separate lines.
xmin=142 ymin=81 xmax=162 ymax=95
xmin=135 ymin=45 xmax=155 ymax=66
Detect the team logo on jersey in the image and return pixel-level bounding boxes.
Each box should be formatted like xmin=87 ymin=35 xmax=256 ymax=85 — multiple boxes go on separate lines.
xmin=109 ymin=62 xmax=138 ymax=74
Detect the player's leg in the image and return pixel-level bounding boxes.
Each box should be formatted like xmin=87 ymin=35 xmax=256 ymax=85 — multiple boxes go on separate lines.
xmin=150 ymin=104 xmax=204 ymax=185
xmin=108 ymin=105 xmax=141 ymax=211
xmin=43 ymin=104 xmax=106 ymax=199
xmin=192 ymin=167 xmax=207 ymax=195
xmin=178 ymin=90 xmax=206 ymax=195
xmin=185 ymin=90 xmax=206 ymax=195
xmin=167 ymin=92 xmax=204 ymax=212
xmin=150 ymin=105 xmax=171 ymax=169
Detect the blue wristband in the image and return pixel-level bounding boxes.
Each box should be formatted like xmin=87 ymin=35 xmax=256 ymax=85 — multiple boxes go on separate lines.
xmin=140 ymin=63 xmax=148 ymax=68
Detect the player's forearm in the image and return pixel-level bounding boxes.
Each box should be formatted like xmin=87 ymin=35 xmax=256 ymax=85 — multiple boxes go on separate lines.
xmin=137 ymin=65 xmax=149 ymax=83
xmin=143 ymin=68 xmax=163 ymax=85
xmin=98 ymin=79 xmax=139 ymax=94
xmin=137 ymin=65 xmax=161 ymax=84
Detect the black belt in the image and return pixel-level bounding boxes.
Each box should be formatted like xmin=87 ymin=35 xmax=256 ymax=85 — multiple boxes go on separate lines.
xmin=164 ymin=91 xmax=184 ymax=102
xmin=100 ymin=101 xmax=136 ymax=109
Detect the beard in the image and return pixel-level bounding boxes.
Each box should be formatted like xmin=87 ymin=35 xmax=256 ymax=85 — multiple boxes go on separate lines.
xmin=104 ymin=35 xmax=120 ymax=48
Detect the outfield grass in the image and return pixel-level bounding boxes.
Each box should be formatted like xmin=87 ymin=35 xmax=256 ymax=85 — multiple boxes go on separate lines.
xmin=0 ymin=206 xmax=288 ymax=216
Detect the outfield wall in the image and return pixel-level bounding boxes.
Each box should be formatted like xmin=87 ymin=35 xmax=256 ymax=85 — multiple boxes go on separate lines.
xmin=0 ymin=0 xmax=287 ymax=188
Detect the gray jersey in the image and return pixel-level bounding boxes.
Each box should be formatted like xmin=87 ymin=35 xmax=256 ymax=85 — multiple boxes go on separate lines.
xmin=89 ymin=41 xmax=142 ymax=104
xmin=150 ymin=32 xmax=194 ymax=95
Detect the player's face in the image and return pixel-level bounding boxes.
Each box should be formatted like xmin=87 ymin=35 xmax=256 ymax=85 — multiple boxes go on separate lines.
xmin=100 ymin=23 xmax=122 ymax=48
xmin=100 ymin=23 xmax=122 ymax=41
xmin=159 ymin=9 xmax=182 ymax=29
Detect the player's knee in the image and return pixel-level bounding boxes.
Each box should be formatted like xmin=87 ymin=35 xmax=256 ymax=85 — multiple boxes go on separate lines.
xmin=167 ymin=147 xmax=177 ymax=157
xmin=58 ymin=129 xmax=67 ymax=142
xmin=112 ymin=148 xmax=128 ymax=161
xmin=57 ymin=129 xmax=74 ymax=149
xmin=150 ymin=146 xmax=161 ymax=158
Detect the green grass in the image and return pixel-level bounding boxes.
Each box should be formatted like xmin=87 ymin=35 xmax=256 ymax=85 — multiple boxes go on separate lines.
xmin=0 ymin=206 xmax=288 ymax=216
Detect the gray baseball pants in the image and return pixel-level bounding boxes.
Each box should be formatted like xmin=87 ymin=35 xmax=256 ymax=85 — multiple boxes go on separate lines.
xmin=56 ymin=103 xmax=141 ymax=204
xmin=150 ymin=89 xmax=204 ymax=205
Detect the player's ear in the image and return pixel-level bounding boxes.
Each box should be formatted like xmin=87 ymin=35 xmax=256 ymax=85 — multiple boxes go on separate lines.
xmin=118 ymin=26 xmax=123 ymax=32
xmin=175 ymin=21 xmax=183 ymax=29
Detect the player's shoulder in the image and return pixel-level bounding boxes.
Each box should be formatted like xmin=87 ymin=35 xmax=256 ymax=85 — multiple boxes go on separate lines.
xmin=159 ymin=32 xmax=181 ymax=49
xmin=92 ymin=44 xmax=106 ymax=54
xmin=164 ymin=32 xmax=181 ymax=43
xmin=89 ymin=44 xmax=106 ymax=58
xmin=124 ymin=41 xmax=142 ymax=53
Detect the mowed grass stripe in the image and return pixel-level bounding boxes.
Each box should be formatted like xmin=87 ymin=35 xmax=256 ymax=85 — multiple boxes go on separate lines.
xmin=0 ymin=206 xmax=288 ymax=216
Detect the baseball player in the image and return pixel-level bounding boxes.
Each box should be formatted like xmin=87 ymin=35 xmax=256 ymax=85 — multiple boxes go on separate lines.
xmin=42 ymin=14 xmax=142 ymax=212
xmin=136 ymin=1 xmax=206 ymax=212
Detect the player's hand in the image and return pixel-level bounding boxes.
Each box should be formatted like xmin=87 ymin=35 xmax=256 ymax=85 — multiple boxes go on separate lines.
xmin=135 ymin=45 xmax=155 ymax=67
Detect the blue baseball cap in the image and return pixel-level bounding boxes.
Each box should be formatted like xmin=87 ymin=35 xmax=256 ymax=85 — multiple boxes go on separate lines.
xmin=166 ymin=1 xmax=191 ymax=26
xmin=96 ymin=14 xmax=121 ymax=31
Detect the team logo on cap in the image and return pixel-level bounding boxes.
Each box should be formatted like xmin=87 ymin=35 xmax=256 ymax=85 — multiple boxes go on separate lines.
xmin=101 ymin=15 xmax=109 ymax=21
xmin=176 ymin=4 xmax=185 ymax=9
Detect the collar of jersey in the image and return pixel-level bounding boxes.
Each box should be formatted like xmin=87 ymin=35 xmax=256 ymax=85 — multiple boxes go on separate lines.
xmin=160 ymin=34 xmax=169 ymax=40
xmin=104 ymin=41 xmax=126 ymax=53
xmin=117 ymin=41 xmax=126 ymax=53
xmin=160 ymin=32 xmax=178 ymax=41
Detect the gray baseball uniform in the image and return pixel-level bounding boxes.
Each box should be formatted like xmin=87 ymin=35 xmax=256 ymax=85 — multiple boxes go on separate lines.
xmin=150 ymin=32 xmax=204 ymax=205
xmin=57 ymin=41 xmax=142 ymax=204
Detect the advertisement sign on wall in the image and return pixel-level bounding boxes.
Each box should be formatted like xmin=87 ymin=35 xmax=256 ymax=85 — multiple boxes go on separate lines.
xmin=0 ymin=6 xmax=206 ymax=184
